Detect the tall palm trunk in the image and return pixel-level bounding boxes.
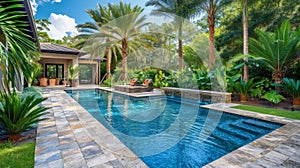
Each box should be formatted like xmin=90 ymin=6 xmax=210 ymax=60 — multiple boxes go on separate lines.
xmin=106 ymin=47 xmax=112 ymax=79
xmin=243 ymin=0 xmax=249 ymax=82
xmin=208 ymin=1 xmax=215 ymax=71
xmin=178 ymin=21 xmax=183 ymax=71
xmin=121 ymin=38 xmax=128 ymax=80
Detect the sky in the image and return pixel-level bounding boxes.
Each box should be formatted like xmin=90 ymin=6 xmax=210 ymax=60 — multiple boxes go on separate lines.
xmin=30 ymin=0 xmax=151 ymax=40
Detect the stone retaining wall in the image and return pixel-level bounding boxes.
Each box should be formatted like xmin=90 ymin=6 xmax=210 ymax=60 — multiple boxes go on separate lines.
xmin=162 ymin=87 xmax=232 ymax=103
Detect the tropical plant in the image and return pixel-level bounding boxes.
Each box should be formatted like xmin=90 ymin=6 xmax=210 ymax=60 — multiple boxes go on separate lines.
xmin=146 ymin=0 xmax=201 ymax=70
xmin=234 ymin=78 xmax=257 ymax=101
xmin=101 ymin=78 xmax=112 ymax=87
xmin=0 ymin=92 xmax=49 ymax=139
xmin=262 ymin=90 xmax=285 ymax=107
xmin=68 ymin=66 xmax=80 ymax=87
xmin=216 ymin=0 xmax=300 ymax=61
xmin=25 ymin=63 xmax=42 ymax=87
xmin=281 ymin=78 xmax=300 ymax=105
xmin=249 ymin=20 xmax=300 ymax=84
xmin=0 ymin=0 xmax=39 ymax=93
xmin=153 ymin=71 xmax=168 ymax=88
xmin=22 ymin=87 xmax=43 ymax=98
xmin=193 ymin=68 xmax=212 ymax=90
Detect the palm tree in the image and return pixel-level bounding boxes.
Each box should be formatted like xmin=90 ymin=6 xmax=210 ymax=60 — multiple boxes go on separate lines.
xmin=77 ymin=2 xmax=146 ymax=80
xmin=76 ymin=3 xmax=113 ymax=79
xmin=242 ymin=0 xmax=249 ymax=82
xmin=146 ymin=0 xmax=201 ymax=70
xmin=196 ymin=0 xmax=231 ymax=70
xmin=81 ymin=3 xmax=149 ymax=81
xmin=249 ymin=20 xmax=300 ymax=84
xmin=0 ymin=1 xmax=39 ymax=93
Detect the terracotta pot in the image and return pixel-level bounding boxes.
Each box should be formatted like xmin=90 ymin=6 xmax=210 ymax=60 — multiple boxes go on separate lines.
xmin=240 ymin=94 xmax=247 ymax=102
xmin=8 ymin=133 xmax=22 ymax=142
xmin=293 ymin=98 xmax=300 ymax=105
xmin=49 ymin=78 xmax=56 ymax=86
xmin=55 ymin=78 xmax=60 ymax=85
xmin=72 ymin=79 xmax=79 ymax=87
xmin=39 ymin=78 xmax=48 ymax=87
xmin=63 ymin=80 xmax=68 ymax=86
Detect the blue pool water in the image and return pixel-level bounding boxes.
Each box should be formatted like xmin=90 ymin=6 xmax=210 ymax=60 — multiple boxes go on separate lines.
xmin=66 ymin=89 xmax=282 ymax=167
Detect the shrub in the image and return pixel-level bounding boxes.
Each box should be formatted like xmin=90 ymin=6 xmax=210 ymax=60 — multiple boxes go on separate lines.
xmin=262 ymin=90 xmax=285 ymax=106
xmin=234 ymin=78 xmax=258 ymax=101
xmin=0 ymin=92 xmax=49 ymax=136
xmin=281 ymin=78 xmax=300 ymax=105
xmin=101 ymin=78 xmax=112 ymax=87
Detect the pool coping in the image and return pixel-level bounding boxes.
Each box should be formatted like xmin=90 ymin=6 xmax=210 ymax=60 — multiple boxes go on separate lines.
xmin=34 ymin=87 xmax=300 ymax=168
xmin=202 ymin=103 xmax=300 ymax=168
xmin=34 ymin=88 xmax=148 ymax=168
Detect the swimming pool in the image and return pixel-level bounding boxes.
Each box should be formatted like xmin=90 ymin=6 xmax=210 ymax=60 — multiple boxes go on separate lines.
xmin=66 ymin=89 xmax=282 ymax=167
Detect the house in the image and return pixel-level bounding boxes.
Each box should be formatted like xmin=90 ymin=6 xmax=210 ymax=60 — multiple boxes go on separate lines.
xmin=39 ymin=43 xmax=105 ymax=86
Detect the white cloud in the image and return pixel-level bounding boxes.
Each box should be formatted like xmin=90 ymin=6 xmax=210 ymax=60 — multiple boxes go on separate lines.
xmin=30 ymin=0 xmax=38 ymax=16
xmin=30 ymin=0 xmax=62 ymax=15
xmin=48 ymin=13 xmax=78 ymax=40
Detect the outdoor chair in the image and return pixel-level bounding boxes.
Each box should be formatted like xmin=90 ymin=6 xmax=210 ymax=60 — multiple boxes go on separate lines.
xmin=129 ymin=78 xmax=138 ymax=86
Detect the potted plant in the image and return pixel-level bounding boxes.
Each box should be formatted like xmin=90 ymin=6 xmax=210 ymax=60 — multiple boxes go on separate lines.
xmin=55 ymin=77 xmax=60 ymax=85
xmin=234 ymin=78 xmax=257 ymax=102
xmin=68 ymin=65 xmax=80 ymax=87
xmin=49 ymin=77 xmax=56 ymax=86
xmin=26 ymin=63 xmax=42 ymax=87
xmin=39 ymin=77 xmax=48 ymax=87
xmin=281 ymin=78 xmax=300 ymax=105
xmin=63 ymin=77 xmax=68 ymax=86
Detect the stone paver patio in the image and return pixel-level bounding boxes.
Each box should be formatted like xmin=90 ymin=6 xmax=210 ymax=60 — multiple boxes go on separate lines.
xmin=34 ymin=87 xmax=300 ymax=168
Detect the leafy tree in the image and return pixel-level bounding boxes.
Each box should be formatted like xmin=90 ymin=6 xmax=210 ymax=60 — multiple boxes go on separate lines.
xmin=249 ymin=20 xmax=300 ymax=84
xmin=146 ymin=0 xmax=201 ymax=70
xmin=216 ymin=0 xmax=300 ymax=61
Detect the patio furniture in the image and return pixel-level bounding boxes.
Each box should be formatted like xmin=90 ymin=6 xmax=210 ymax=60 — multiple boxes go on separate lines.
xmin=129 ymin=78 xmax=138 ymax=86
xmin=114 ymin=79 xmax=153 ymax=93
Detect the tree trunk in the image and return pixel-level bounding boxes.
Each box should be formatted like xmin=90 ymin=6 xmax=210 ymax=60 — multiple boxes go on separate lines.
xmin=243 ymin=0 xmax=249 ymax=82
xmin=106 ymin=47 xmax=111 ymax=79
xmin=178 ymin=21 xmax=183 ymax=71
xmin=121 ymin=38 xmax=128 ymax=80
xmin=273 ymin=69 xmax=284 ymax=90
xmin=208 ymin=1 xmax=215 ymax=71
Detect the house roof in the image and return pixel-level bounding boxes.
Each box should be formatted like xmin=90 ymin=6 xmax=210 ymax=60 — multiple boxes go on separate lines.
xmin=1 ymin=0 xmax=39 ymax=47
xmin=41 ymin=43 xmax=86 ymax=56
xmin=80 ymin=54 xmax=106 ymax=61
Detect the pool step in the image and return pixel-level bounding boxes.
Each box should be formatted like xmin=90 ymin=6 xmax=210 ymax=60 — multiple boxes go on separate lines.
xmin=229 ymin=120 xmax=265 ymax=136
xmin=216 ymin=126 xmax=252 ymax=141
xmin=210 ymin=129 xmax=244 ymax=150
xmin=242 ymin=119 xmax=281 ymax=130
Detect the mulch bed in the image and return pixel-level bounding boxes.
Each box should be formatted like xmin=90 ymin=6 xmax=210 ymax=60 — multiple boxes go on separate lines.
xmin=0 ymin=128 xmax=37 ymax=145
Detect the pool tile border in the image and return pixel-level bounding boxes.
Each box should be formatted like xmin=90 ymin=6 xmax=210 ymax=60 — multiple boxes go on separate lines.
xmin=202 ymin=103 xmax=300 ymax=168
xmin=34 ymin=89 xmax=148 ymax=168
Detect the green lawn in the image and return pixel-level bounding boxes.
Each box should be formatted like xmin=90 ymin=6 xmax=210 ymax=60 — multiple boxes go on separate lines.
xmin=0 ymin=141 xmax=35 ymax=168
xmin=233 ymin=105 xmax=300 ymax=120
